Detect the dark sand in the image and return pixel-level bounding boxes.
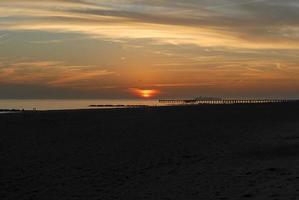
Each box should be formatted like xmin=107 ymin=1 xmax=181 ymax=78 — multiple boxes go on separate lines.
xmin=1 ymin=104 xmax=299 ymax=199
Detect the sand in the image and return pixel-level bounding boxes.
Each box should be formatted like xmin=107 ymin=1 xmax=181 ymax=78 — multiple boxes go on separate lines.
xmin=1 ymin=103 xmax=299 ymax=199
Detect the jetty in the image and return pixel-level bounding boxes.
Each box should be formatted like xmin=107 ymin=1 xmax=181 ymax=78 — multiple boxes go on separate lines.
xmin=159 ymin=97 xmax=298 ymax=105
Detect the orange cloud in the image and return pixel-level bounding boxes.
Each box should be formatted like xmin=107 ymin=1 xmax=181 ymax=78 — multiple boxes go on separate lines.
xmin=0 ymin=61 xmax=116 ymax=89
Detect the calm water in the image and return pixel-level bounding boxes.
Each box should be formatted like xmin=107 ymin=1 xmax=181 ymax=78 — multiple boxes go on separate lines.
xmin=0 ymin=99 xmax=160 ymax=111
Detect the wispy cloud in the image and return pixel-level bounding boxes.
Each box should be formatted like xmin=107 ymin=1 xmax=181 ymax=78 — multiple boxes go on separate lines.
xmin=28 ymin=39 xmax=62 ymax=44
xmin=1 ymin=0 xmax=299 ymax=49
xmin=0 ymin=60 xmax=116 ymax=90
xmin=0 ymin=34 xmax=8 ymax=39
xmin=0 ymin=33 xmax=8 ymax=44
xmin=207 ymin=0 xmax=268 ymax=9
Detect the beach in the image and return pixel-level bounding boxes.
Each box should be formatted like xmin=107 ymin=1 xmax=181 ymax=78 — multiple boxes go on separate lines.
xmin=1 ymin=103 xmax=299 ymax=199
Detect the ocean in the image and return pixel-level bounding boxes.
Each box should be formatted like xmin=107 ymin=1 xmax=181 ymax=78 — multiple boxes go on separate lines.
xmin=0 ymin=99 xmax=161 ymax=111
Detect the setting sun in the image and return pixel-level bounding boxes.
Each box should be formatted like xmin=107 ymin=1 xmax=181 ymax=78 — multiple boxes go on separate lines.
xmin=130 ymin=88 xmax=159 ymax=98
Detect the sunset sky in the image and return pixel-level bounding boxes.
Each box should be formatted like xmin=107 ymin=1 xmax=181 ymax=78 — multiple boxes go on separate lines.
xmin=0 ymin=0 xmax=299 ymax=99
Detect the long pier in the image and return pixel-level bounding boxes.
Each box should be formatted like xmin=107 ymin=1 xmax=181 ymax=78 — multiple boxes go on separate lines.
xmin=159 ymin=99 xmax=298 ymax=105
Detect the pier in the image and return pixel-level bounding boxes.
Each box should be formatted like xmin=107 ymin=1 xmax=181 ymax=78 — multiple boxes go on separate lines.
xmin=159 ymin=98 xmax=298 ymax=105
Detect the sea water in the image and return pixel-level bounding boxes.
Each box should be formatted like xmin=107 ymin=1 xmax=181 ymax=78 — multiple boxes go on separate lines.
xmin=0 ymin=99 xmax=160 ymax=111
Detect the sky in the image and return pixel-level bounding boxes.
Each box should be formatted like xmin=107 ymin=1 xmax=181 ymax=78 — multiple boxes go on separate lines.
xmin=0 ymin=0 xmax=299 ymax=99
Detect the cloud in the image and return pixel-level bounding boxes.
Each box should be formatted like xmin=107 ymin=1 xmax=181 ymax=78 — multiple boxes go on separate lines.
xmin=0 ymin=33 xmax=8 ymax=38
xmin=28 ymin=39 xmax=62 ymax=44
xmin=48 ymin=70 xmax=115 ymax=86
xmin=0 ymin=0 xmax=299 ymax=49
xmin=0 ymin=60 xmax=116 ymax=89
xmin=207 ymin=0 xmax=268 ymax=9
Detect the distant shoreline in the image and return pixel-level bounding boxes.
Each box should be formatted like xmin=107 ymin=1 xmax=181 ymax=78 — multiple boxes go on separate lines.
xmin=88 ymin=104 xmax=150 ymax=108
xmin=0 ymin=109 xmax=21 ymax=112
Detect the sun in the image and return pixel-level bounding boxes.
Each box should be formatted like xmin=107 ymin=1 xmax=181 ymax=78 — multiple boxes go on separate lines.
xmin=130 ymin=88 xmax=159 ymax=98
xmin=140 ymin=90 xmax=155 ymax=98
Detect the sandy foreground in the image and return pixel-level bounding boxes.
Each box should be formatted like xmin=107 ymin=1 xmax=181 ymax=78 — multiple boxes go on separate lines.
xmin=1 ymin=104 xmax=299 ymax=200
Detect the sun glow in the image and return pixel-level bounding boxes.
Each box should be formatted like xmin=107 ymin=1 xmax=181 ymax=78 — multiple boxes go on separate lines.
xmin=130 ymin=88 xmax=159 ymax=98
